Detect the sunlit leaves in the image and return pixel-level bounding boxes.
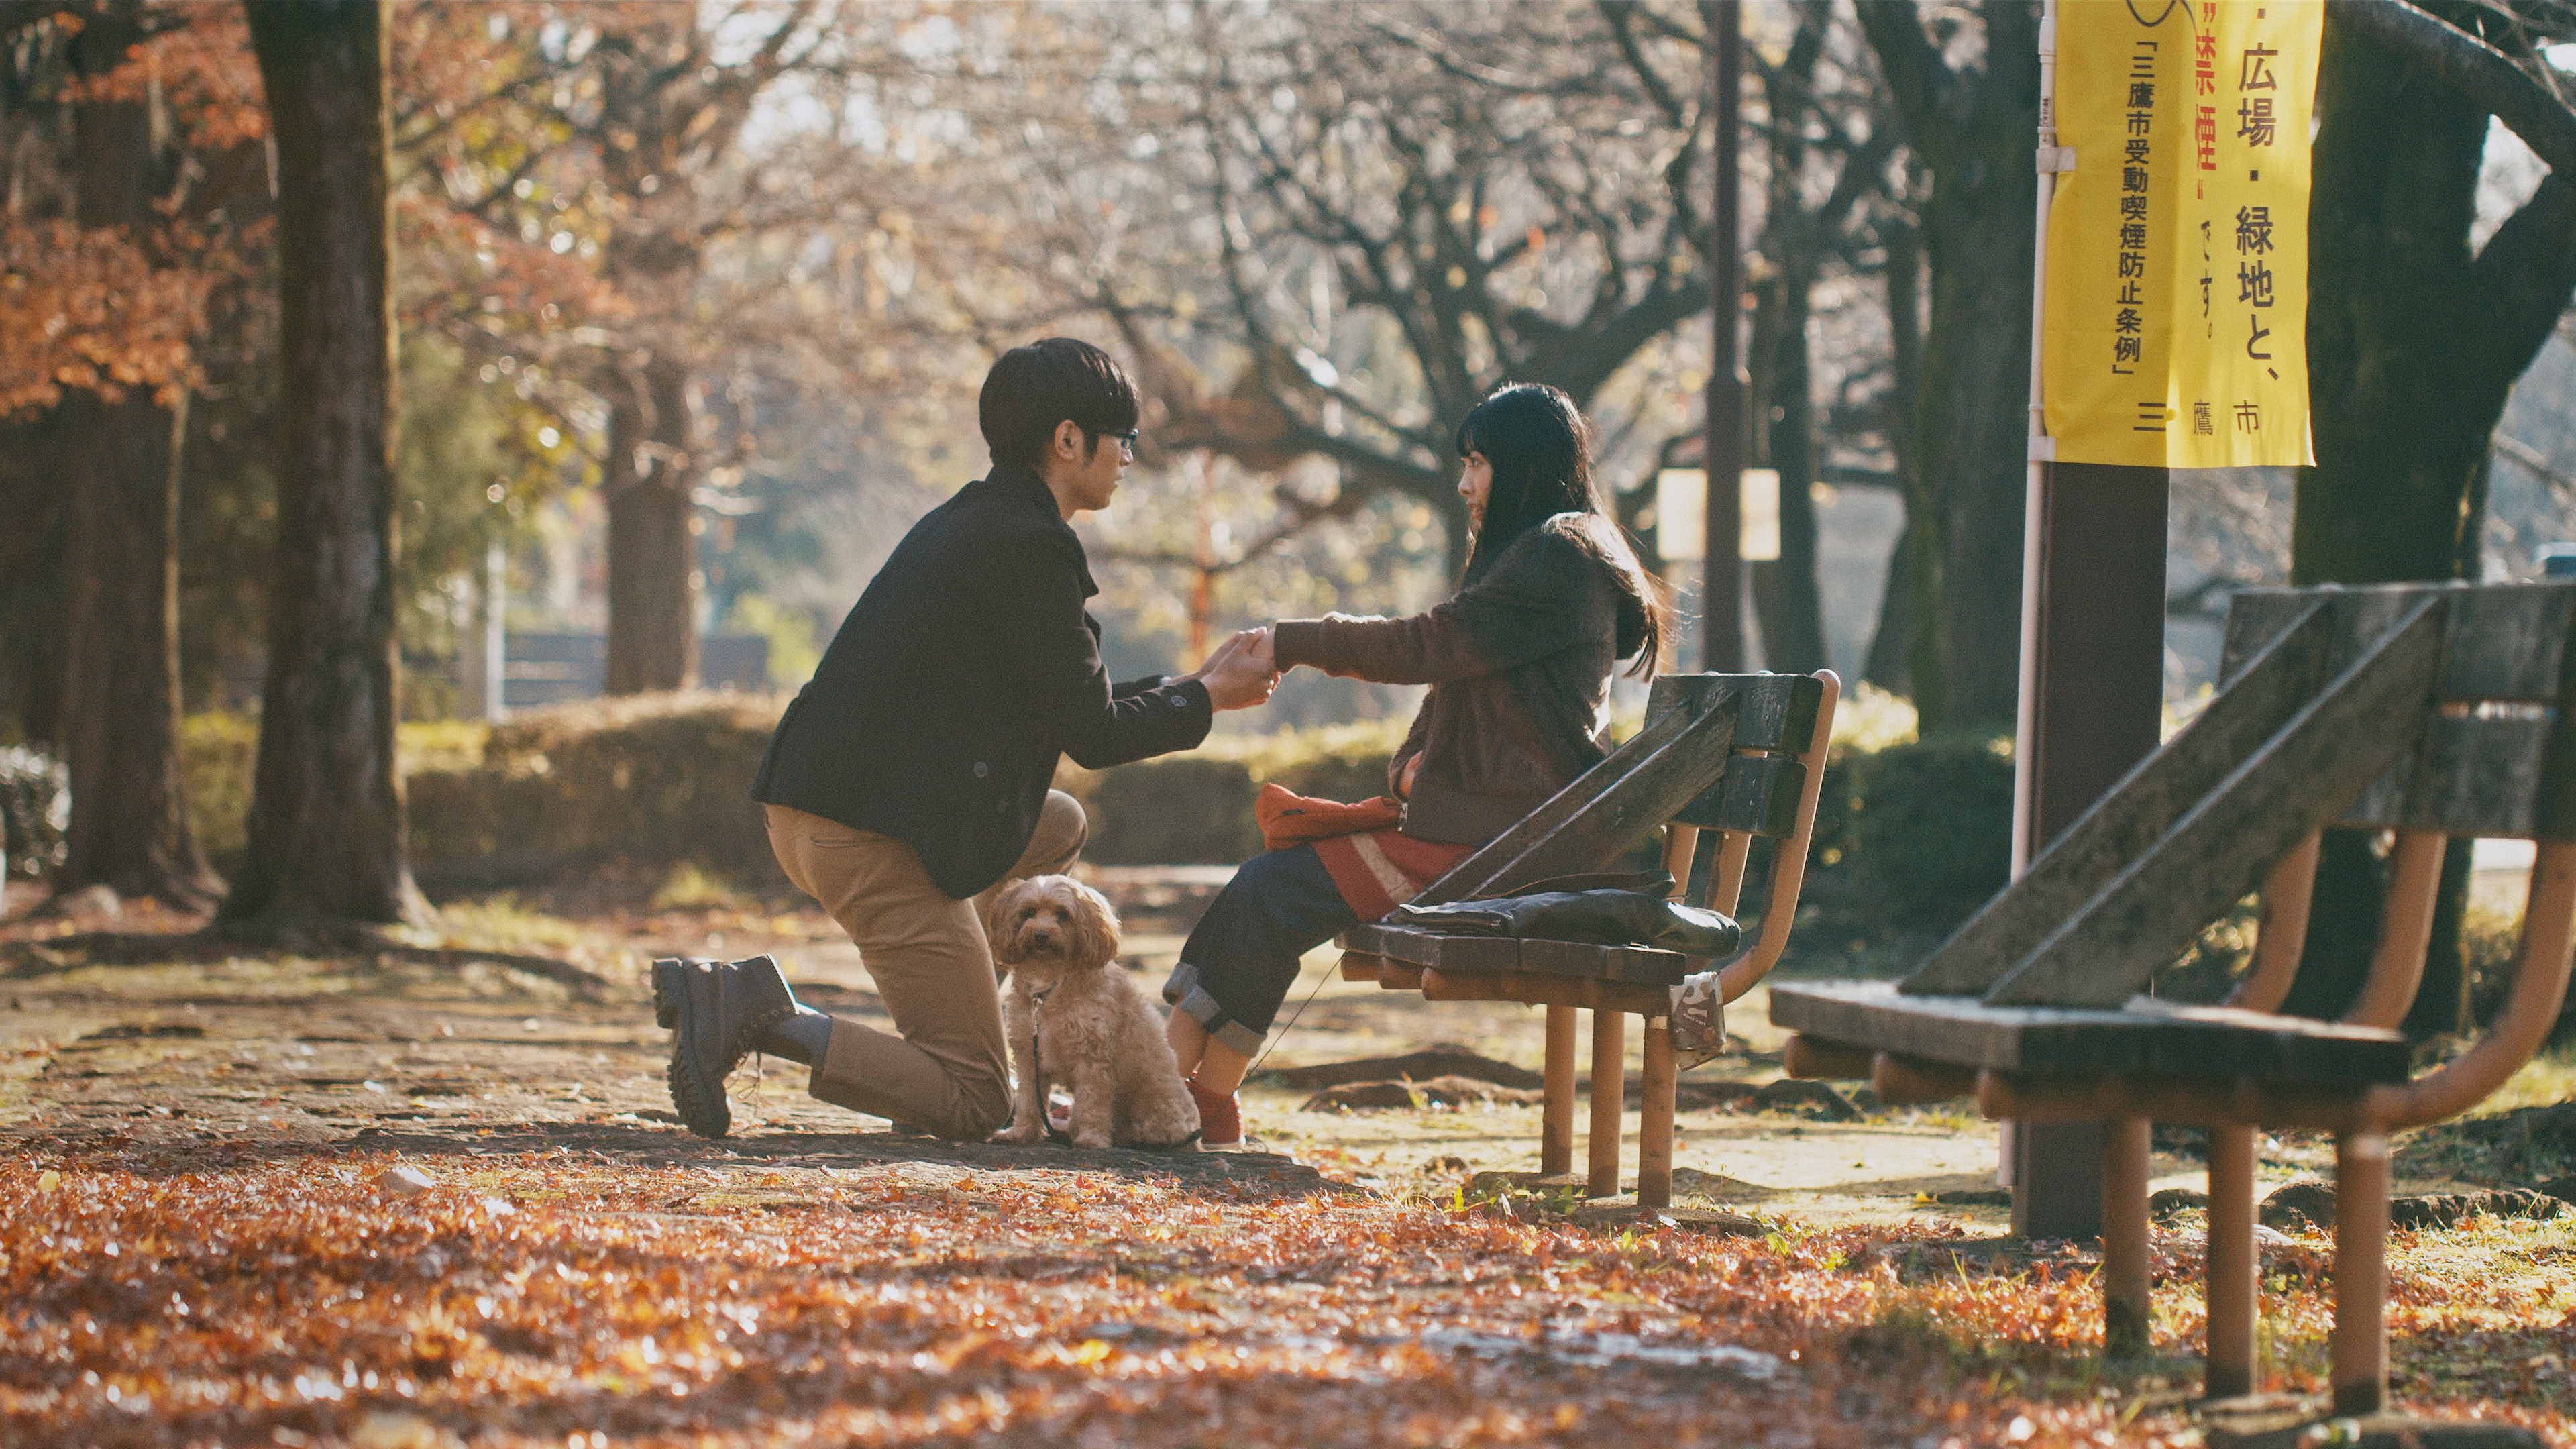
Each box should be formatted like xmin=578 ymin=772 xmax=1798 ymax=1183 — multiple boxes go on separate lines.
xmin=0 ymin=222 xmax=212 ymax=414
xmin=3 ymin=1152 xmax=2569 ymax=1446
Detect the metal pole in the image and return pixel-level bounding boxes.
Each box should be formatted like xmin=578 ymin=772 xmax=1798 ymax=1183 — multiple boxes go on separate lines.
xmin=2004 ymin=0 xmax=2169 ymax=1245
xmin=2014 ymin=0 xmax=2062 ymax=880
xmin=1701 ymin=0 xmax=1745 ymax=672
xmin=2009 ymin=0 xmax=2105 ymax=1241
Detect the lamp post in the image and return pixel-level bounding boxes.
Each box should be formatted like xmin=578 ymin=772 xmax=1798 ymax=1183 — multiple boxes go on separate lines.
xmin=1701 ymin=0 xmax=1745 ymax=672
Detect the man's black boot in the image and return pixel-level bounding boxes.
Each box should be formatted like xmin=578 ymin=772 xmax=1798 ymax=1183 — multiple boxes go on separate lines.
xmin=653 ymin=955 xmax=797 ymax=1138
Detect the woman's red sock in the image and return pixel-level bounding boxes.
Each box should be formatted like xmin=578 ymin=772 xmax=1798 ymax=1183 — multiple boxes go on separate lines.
xmin=1187 ymin=1077 xmax=1241 ymax=1145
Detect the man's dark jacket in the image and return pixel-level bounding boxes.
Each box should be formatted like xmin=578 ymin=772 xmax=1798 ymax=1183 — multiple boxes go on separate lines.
xmin=753 ymin=464 xmax=1211 ymax=898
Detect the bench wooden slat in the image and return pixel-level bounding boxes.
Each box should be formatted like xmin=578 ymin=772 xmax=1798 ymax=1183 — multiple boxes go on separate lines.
xmin=1645 ymin=673 xmax=1825 ymax=752
xmin=2337 ymin=712 xmax=2564 ymax=839
xmin=1421 ymin=970 xmax=1674 ymax=1014
xmin=1409 ymin=690 xmax=1743 ymax=907
xmin=1672 ymin=753 xmax=1809 ymax=837
xmin=2217 ymin=588 xmax=2316 ymax=682
xmin=1902 ymin=598 xmax=2339 ymax=996
xmin=1982 ymin=596 xmax=2445 ymax=1008
xmin=1771 ymin=980 xmax=2410 ymax=1085
xmin=2444 ymin=584 xmax=2576 ymax=701
xmin=2225 ymin=580 xmax=2576 ymax=702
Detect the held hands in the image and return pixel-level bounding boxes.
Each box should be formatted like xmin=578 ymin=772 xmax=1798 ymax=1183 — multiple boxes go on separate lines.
xmin=1193 ymin=627 xmax=1281 ymax=711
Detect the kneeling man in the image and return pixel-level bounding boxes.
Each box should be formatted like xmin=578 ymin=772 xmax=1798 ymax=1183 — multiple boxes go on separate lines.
xmin=661 ymin=338 xmax=1276 ymax=1139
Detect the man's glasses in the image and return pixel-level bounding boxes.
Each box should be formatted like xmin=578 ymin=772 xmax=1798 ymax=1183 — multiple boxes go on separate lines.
xmin=1107 ymin=428 xmax=1139 ymax=457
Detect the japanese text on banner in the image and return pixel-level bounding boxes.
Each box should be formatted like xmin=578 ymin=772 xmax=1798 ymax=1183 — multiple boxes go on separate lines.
xmin=2042 ymin=0 xmax=2319 ymax=468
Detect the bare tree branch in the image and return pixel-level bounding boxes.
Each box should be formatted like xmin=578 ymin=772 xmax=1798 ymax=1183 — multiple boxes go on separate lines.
xmin=2340 ymin=0 xmax=2576 ymax=176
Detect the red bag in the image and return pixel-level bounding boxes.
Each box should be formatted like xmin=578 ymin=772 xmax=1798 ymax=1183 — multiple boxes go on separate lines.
xmin=1254 ymin=783 xmax=1403 ymax=851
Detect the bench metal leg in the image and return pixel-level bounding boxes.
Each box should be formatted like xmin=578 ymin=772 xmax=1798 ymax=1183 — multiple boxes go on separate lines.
xmin=1541 ymin=1004 xmax=1577 ymax=1177
xmin=2331 ymin=1130 xmax=2390 ymax=1416
xmin=2204 ymin=1123 xmax=2258 ymax=1399
xmin=1638 ymin=1016 xmax=1676 ymax=1209
xmin=1588 ymin=1009 xmax=1625 ymax=1197
xmin=2102 ymin=1114 xmax=2152 ymax=1358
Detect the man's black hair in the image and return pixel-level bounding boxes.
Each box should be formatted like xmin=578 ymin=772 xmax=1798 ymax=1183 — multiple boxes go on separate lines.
xmin=978 ymin=337 xmax=1141 ymax=470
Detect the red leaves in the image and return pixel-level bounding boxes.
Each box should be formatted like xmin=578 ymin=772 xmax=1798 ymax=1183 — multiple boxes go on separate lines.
xmin=0 ymin=1153 xmax=2568 ymax=1447
xmin=0 ymin=221 xmax=212 ymax=414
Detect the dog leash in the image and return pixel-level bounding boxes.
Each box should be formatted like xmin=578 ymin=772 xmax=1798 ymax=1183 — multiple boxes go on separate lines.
xmin=1240 ymin=953 xmax=1335 ymax=1079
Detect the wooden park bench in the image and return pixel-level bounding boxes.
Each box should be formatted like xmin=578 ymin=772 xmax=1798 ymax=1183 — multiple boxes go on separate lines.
xmin=1770 ymin=580 xmax=2576 ymax=1418
xmin=1336 ymin=669 xmax=1839 ymax=1210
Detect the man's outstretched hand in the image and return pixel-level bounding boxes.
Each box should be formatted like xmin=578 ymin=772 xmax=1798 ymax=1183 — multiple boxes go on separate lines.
xmin=1191 ymin=627 xmax=1279 ymax=711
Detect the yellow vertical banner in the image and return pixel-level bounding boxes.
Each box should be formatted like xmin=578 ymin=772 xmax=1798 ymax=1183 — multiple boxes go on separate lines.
xmin=2043 ymin=1 xmax=2320 ymax=468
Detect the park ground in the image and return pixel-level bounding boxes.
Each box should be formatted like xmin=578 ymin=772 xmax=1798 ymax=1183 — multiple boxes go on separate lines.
xmin=1 ymin=869 xmax=2573 ymax=1448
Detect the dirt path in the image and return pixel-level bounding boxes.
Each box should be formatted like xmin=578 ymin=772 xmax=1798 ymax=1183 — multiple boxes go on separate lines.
xmin=0 ymin=881 xmax=2344 ymax=1227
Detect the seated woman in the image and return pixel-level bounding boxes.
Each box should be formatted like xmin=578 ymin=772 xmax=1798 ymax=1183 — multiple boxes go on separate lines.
xmin=1163 ymin=382 xmax=1669 ymax=1148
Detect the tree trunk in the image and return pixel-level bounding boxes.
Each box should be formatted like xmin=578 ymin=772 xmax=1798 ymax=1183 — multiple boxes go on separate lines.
xmin=1866 ymin=210 xmax=1928 ymax=696
xmin=0 ymin=411 xmax=67 ymax=749
xmin=2286 ymin=6 xmax=2576 ymax=1023
xmin=1913 ymin=110 xmax=2037 ymax=729
xmin=58 ymin=392 xmax=219 ymax=906
xmin=2293 ymin=16 xmax=2555 ymax=585
xmin=604 ymin=354 xmax=699 ymax=694
xmin=1857 ymin=1 xmax=2041 ymax=732
xmin=2406 ymin=840 xmax=2477 ymax=1036
xmin=221 ymin=0 xmax=423 ymax=930
xmin=1864 ymin=517 xmax=1918 ymax=693
xmin=1751 ymin=266 xmax=1829 ymax=674
xmin=54 ymin=0 xmax=219 ymax=908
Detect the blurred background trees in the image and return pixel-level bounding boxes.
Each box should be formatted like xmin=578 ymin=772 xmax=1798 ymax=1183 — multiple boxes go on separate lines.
xmin=4 ymin=0 xmax=2576 ymax=987
xmin=1 ymin=1 xmax=262 ymax=908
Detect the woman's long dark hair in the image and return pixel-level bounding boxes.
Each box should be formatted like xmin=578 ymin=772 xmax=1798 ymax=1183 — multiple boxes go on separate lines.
xmin=1454 ymin=383 xmax=1670 ymax=676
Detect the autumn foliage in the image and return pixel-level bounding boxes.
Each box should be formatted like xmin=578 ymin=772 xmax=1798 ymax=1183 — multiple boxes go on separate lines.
xmin=3 ymin=1149 xmax=2573 ymax=1448
xmin=0 ymin=5 xmax=264 ymax=417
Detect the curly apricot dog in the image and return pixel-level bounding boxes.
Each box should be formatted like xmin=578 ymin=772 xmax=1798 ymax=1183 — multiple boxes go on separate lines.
xmin=985 ymin=875 xmax=1200 ymax=1149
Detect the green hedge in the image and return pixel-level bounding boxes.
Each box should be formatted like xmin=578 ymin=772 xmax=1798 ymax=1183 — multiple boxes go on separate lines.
xmin=1843 ymin=734 xmax=2016 ymax=932
xmin=179 ymin=713 xmax=259 ymax=879
xmin=1059 ymin=718 xmax=1408 ymax=866
xmin=179 ymin=700 xmax=1413 ymax=882
xmin=180 ymin=696 xmax=789 ymax=889
xmin=408 ymin=693 xmax=786 ymax=883
xmin=1081 ymin=756 xmax=1261 ymax=865
xmin=173 ymin=697 xmax=2012 ymax=936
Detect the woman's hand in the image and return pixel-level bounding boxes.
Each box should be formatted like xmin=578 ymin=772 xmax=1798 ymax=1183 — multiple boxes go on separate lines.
xmin=1191 ymin=627 xmax=1279 ymax=711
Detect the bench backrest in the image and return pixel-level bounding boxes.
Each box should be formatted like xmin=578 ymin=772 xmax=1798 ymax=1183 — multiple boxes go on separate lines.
xmin=1901 ymin=580 xmax=2576 ymax=1010
xmin=2224 ymin=583 xmax=2576 ymax=840
xmin=1409 ymin=672 xmax=1831 ymax=910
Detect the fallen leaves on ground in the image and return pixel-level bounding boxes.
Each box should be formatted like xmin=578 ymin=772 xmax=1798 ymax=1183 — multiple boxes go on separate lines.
xmin=4 ymin=1150 xmax=2573 ymax=1448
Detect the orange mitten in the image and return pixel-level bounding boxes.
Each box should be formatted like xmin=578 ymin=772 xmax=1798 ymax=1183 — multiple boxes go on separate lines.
xmin=1254 ymin=782 xmax=1403 ymax=851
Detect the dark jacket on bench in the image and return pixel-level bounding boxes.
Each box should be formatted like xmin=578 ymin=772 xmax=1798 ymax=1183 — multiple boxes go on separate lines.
xmin=1271 ymin=512 xmax=1649 ymax=846
xmin=752 ymin=464 xmax=1212 ymax=898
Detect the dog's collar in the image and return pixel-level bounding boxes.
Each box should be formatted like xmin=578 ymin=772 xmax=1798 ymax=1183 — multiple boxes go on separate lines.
xmin=1026 ymin=982 xmax=1057 ymax=1005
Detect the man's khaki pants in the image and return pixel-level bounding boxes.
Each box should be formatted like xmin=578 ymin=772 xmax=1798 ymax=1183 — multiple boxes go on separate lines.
xmin=764 ymin=793 xmax=1086 ymax=1140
